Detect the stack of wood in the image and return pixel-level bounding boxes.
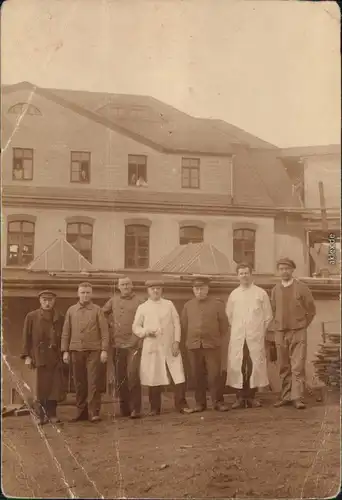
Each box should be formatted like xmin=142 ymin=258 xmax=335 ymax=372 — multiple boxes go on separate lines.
xmin=313 ymin=333 xmax=340 ymax=389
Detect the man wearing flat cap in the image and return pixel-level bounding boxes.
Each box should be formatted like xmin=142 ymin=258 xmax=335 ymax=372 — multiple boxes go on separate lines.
xmin=133 ymin=280 xmax=191 ymax=415
xmin=21 ymin=290 xmax=65 ymax=425
xmin=181 ymin=276 xmax=229 ymax=412
xmin=271 ymin=258 xmax=316 ymax=409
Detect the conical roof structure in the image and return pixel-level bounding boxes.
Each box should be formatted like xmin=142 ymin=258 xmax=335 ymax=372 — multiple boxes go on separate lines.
xmin=150 ymin=243 xmax=231 ymax=275
xmin=27 ymin=237 xmax=94 ymax=272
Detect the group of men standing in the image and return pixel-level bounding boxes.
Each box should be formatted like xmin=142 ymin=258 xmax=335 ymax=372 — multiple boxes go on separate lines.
xmin=21 ymin=257 xmax=316 ymax=425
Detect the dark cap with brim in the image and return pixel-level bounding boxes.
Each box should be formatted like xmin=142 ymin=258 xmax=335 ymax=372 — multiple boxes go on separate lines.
xmin=38 ymin=290 xmax=57 ymax=298
xmin=192 ymin=276 xmax=211 ymax=286
xmin=276 ymin=258 xmax=296 ymax=269
xmin=145 ymin=280 xmax=164 ymax=288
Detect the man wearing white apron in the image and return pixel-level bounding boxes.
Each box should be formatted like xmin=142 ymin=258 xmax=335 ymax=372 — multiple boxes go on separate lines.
xmin=226 ymin=263 xmax=273 ymax=409
xmin=132 ymin=280 xmax=192 ymax=415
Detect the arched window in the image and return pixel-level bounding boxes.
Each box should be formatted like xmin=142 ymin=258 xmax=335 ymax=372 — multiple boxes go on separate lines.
xmin=66 ymin=222 xmax=93 ymax=263
xmin=179 ymin=226 xmax=204 ymax=245
xmin=8 ymin=103 xmax=42 ymax=116
xmin=125 ymin=225 xmax=150 ymax=269
xmin=233 ymin=228 xmax=256 ymax=269
xmin=7 ymin=220 xmax=35 ymax=266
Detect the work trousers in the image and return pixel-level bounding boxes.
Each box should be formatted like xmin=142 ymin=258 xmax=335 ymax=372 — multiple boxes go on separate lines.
xmin=188 ymin=347 xmax=223 ymax=408
xmin=113 ymin=347 xmax=142 ymax=415
xmin=237 ymin=341 xmax=257 ymax=400
xmin=35 ymin=399 xmax=57 ymax=420
xmin=275 ymin=328 xmax=307 ymax=401
xmin=148 ymin=364 xmax=188 ymax=413
xmin=71 ymin=350 xmax=102 ymax=419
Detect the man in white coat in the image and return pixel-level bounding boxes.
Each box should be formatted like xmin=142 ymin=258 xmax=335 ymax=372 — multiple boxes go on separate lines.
xmin=132 ymin=280 xmax=192 ymax=416
xmin=226 ymin=263 xmax=273 ymax=409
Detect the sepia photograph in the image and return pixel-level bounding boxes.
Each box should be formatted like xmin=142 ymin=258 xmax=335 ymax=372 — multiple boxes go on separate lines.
xmin=1 ymin=0 xmax=341 ymax=498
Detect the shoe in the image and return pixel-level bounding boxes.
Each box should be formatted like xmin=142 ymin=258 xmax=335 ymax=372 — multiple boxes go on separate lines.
xmin=192 ymin=406 xmax=206 ymax=413
xmin=179 ymin=407 xmax=195 ymax=414
xmin=273 ymin=400 xmax=292 ymax=408
xmin=293 ymin=400 xmax=306 ymax=410
xmin=214 ymin=403 xmax=229 ymax=412
xmin=49 ymin=417 xmax=62 ymax=424
xmin=89 ymin=415 xmax=101 ymax=423
xmin=37 ymin=416 xmax=48 ymax=426
xmin=246 ymin=399 xmax=262 ymax=408
xmin=130 ymin=410 xmax=141 ymax=419
xmin=69 ymin=414 xmax=89 ymax=422
xmin=147 ymin=410 xmax=161 ymax=416
xmin=231 ymin=399 xmax=245 ymax=410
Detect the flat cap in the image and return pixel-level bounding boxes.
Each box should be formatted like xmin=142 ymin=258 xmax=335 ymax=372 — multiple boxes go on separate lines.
xmin=38 ymin=289 xmax=57 ymax=298
xmin=192 ymin=276 xmax=211 ymax=286
xmin=145 ymin=280 xmax=164 ymax=287
xmin=276 ymin=258 xmax=296 ymax=269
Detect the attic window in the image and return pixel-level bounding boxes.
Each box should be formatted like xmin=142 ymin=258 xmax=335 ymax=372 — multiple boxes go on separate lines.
xmin=8 ymin=103 xmax=42 ymax=116
xmin=97 ymin=104 xmax=156 ymax=121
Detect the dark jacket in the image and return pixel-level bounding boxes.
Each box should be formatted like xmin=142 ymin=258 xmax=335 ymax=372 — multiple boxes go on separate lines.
xmin=181 ymin=296 xmax=229 ymax=349
xmin=271 ymin=279 xmax=316 ymax=331
xmin=21 ymin=309 xmax=64 ymax=367
xmin=61 ymin=302 xmax=109 ymax=352
xmin=102 ymin=293 xmax=142 ymax=348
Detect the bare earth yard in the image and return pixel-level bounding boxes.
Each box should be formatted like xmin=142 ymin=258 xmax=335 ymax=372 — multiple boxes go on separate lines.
xmin=2 ymin=392 xmax=340 ymax=499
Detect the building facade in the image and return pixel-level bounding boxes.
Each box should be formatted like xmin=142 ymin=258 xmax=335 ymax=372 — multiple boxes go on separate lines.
xmin=2 ymin=81 xmax=341 ymax=279
xmin=2 ymin=81 xmax=340 ymax=405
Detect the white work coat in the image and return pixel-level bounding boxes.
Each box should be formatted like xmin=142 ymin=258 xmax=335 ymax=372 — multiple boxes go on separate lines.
xmin=132 ymin=298 xmax=185 ymax=387
xmin=226 ymin=284 xmax=273 ymax=389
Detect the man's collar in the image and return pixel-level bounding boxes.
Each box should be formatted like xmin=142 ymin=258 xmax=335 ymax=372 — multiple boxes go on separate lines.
xmin=76 ymin=301 xmax=93 ymax=309
xmin=239 ymin=282 xmax=254 ymax=291
xmin=281 ymin=278 xmax=294 ymax=287
xmin=40 ymin=308 xmax=60 ymax=322
xmin=119 ymin=293 xmax=135 ymax=300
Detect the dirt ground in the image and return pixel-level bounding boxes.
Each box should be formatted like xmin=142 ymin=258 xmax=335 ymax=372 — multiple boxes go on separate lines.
xmin=2 ymin=392 xmax=341 ymax=499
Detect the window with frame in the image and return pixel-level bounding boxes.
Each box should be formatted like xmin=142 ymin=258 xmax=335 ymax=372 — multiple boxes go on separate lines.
xmin=8 ymin=103 xmax=42 ymax=116
xmin=7 ymin=220 xmax=35 ymax=266
xmin=128 ymin=155 xmax=147 ymax=186
xmin=233 ymin=228 xmax=256 ymax=269
xmin=70 ymin=151 xmax=91 ymax=183
xmin=125 ymin=225 xmax=149 ymax=269
xmin=180 ymin=226 xmax=204 ymax=245
xmin=182 ymin=158 xmax=200 ymax=189
xmin=12 ymin=148 xmax=34 ymax=180
xmin=66 ymin=222 xmax=93 ymax=262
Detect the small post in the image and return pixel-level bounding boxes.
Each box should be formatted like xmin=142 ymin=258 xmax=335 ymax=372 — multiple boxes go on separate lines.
xmin=318 ymin=181 xmax=328 ymax=231
xmin=321 ymin=321 xmax=326 ymax=343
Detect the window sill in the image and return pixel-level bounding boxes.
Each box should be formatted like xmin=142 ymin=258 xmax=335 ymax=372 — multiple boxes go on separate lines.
xmin=70 ymin=181 xmax=91 ymax=184
xmin=12 ymin=178 xmax=33 ymax=182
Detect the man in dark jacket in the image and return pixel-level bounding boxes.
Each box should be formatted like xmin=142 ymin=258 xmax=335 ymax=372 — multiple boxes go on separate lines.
xmin=271 ymin=258 xmax=316 ymax=409
xmin=103 ymin=277 xmax=143 ymax=419
xmin=181 ymin=277 xmax=229 ymax=412
xmin=21 ymin=290 xmax=65 ymax=425
xmin=61 ymin=282 xmax=109 ymax=422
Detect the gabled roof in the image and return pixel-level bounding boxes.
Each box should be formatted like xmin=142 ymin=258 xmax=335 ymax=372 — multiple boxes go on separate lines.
xmin=150 ymin=243 xmax=231 ymax=275
xmin=2 ymin=81 xmax=276 ymax=153
xmin=27 ymin=237 xmax=94 ymax=272
xmin=280 ymin=144 xmax=341 ymax=158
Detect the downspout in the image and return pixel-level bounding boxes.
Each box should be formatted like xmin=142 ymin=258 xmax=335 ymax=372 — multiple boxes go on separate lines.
xmin=231 ymin=155 xmax=235 ymax=205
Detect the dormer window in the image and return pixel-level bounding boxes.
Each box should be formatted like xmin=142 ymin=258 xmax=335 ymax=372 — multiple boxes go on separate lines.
xmin=8 ymin=103 xmax=42 ymax=116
